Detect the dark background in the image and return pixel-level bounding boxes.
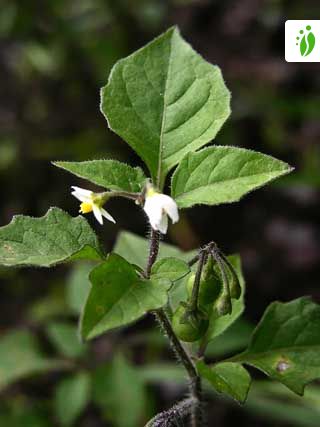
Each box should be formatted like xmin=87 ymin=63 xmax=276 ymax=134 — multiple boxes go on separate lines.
xmin=1 ymin=1 xmax=320 ymax=426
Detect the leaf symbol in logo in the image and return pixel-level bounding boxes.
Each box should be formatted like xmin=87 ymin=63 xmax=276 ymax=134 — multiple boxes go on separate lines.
xmin=297 ymin=25 xmax=316 ymax=57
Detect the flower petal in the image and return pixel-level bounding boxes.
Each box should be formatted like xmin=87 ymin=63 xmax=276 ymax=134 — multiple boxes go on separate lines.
xmin=71 ymin=186 xmax=93 ymax=203
xmin=162 ymin=195 xmax=179 ymax=224
xmin=72 ymin=193 xmax=91 ymax=203
xmin=92 ymin=205 xmax=103 ymax=225
xmin=71 ymin=186 xmax=93 ymax=197
xmin=144 ymin=197 xmax=162 ymax=230
xmin=157 ymin=214 xmax=168 ymax=234
xmin=101 ymin=208 xmax=116 ymax=224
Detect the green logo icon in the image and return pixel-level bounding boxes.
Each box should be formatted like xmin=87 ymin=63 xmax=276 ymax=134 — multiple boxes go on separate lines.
xmin=296 ymin=25 xmax=316 ymax=56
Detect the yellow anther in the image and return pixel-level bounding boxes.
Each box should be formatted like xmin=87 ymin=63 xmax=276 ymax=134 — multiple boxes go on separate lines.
xmin=146 ymin=187 xmax=158 ymax=198
xmin=79 ymin=202 xmax=93 ymax=214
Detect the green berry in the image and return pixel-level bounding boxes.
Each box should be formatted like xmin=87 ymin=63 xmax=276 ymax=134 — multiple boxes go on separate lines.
xmin=186 ymin=271 xmax=221 ymax=309
xmin=172 ymin=304 xmax=209 ymax=342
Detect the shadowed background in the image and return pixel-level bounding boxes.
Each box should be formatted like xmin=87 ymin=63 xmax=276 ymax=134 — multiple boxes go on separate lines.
xmin=1 ymin=1 xmax=320 ymax=426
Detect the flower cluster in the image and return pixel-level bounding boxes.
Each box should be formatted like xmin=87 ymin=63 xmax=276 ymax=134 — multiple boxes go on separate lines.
xmin=71 ymin=183 xmax=179 ymax=234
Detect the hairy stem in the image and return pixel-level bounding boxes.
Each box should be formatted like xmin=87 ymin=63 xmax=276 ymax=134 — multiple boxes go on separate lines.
xmin=145 ymin=397 xmax=195 ymax=427
xmin=145 ymin=229 xmax=204 ymax=427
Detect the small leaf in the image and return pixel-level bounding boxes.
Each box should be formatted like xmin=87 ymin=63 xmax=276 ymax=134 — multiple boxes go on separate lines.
xmin=28 ymin=290 xmax=70 ymax=324
xmin=92 ymin=354 xmax=147 ymax=427
xmin=138 ymin=363 xmax=186 ymax=384
xmin=232 ymin=297 xmax=320 ymax=395
xmin=101 ymin=27 xmax=230 ymax=187
xmin=54 ymin=372 xmax=91 ymax=426
xmin=0 ymin=208 xmax=103 ymax=267
xmin=171 ymin=146 xmax=293 ymax=208
xmin=81 ymin=253 xmax=171 ymax=339
xmin=66 ymin=262 xmax=94 ymax=314
xmin=113 ymin=230 xmax=197 ymax=269
xmin=53 ymin=160 xmax=146 ymax=192
xmin=151 ymin=257 xmax=190 ymax=282
xmin=0 ymin=330 xmax=68 ymax=392
xmin=197 ymin=360 xmax=251 ymax=403
xmin=46 ymin=322 xmax=87 ymax=359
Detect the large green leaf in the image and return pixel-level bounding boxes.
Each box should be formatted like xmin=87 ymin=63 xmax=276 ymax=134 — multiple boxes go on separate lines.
xmin=54 ymin=372 xmax=91 ymax=426
xmin=231 ymin=297 xmax=320 ymax=395
xmin=151 ymin=257 xmax=190 ymax=282
xmin=171 ymin=146 xmax=293 ymax=208
xmin=81 ymin=253 xmax=171 ymax=339
xmin=0 ymin=208 xmax=102 ymax=267
xmin=101 ymin=27 xmax=230 ymax=187
xmin=113 ymin=230 xmax=196 ymax=269
xmin=0 ymin=330 xmax=68 ymax=391
xmin=92 ymin=354 xmax=147 ymax=427
xmin=53 ymin=160 xmax=146 ymax=193
xmin=197 ymin=360 xmax=251 ymax=403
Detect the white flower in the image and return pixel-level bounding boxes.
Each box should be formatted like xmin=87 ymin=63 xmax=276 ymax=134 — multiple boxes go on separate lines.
xmin=71 ymin=186 xmax=115 ymax=225
xmin=143 ymin=187 xmax=179 ymax=234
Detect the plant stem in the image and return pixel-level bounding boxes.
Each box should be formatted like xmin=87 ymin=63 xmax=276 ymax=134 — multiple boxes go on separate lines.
xmin=145 ymin=229 xmax=204 ymax=427
xmin=146 ymin=229 xmax=161 ymax=277
xmin=190 ymin=251 xmax=206 ymax=312
xmin=108 ymin=191 xmax=140 ymax=201
xmin=145 ymin=397 xmax=195 ymax=427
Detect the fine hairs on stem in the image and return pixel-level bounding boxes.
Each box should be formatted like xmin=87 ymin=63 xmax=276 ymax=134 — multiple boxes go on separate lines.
xmin=145 ymin=229 xmax=204 ymax=427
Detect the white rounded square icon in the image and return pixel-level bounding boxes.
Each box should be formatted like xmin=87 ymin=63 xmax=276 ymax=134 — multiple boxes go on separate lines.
xmin=285 ymin=20 xmax=320 ymax=62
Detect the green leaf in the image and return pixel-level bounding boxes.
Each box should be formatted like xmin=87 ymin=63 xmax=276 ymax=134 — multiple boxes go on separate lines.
xmin=54 ymin=372 xmax=91 ymax=426
xmin=171 ymin=146 xmax=293 ymax=208
xmin=114 ymin=230 xmax=196 ymax=269
xmin=246 ymin=381 xmax=320 ymax=427
xmin=0 ymin=401 xmax=51 ymax=427
xmin=81 ymin=253 xmax=171 ymax=339
xmin=0 ymin=208 xmax=102 ymax=267
xmin=92 ymin=354 xmax=147 ymax=427
xmin=53 ymin=160 xmax=146 ymax=192
xmin=66 ymin=262 xmax=94 ymax=314
xmin=151 ymin=257 xmax=190 ymax=282
xmin=138 ymin=363 xmax=186 ymax=384
xmin=101 ymin=26 xmax=230 ymax=187
xmin=28 ymin=290 xmax=71 ymax=324
xmin=205 ymin=319 xmax=253 ymax=358
xmin=231 ymin=297 xmax=320 ymax=395
xmin=197 ymin=360 xmax=251 ymax=403
xmin=0 ymin=330 xmax=68 ymax=391
xmin=46 ymin=322 xmax=87 ymax=359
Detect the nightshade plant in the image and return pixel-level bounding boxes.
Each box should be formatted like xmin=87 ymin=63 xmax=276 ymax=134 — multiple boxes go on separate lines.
xmin=1 ymin=27 xmax=320 ymax=427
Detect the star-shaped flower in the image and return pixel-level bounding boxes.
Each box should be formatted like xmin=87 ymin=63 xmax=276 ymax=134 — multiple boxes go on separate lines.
xmin=71 ymin=186 xmax=115 ymax=225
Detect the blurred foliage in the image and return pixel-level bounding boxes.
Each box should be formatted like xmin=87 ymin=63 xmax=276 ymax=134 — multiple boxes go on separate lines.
xmin=0 ymin=0 xmax=319 ymax=426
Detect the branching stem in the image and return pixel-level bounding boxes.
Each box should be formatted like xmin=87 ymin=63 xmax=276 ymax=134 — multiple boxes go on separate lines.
xmin=145 ymin=229 xmax=204 ymax=427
